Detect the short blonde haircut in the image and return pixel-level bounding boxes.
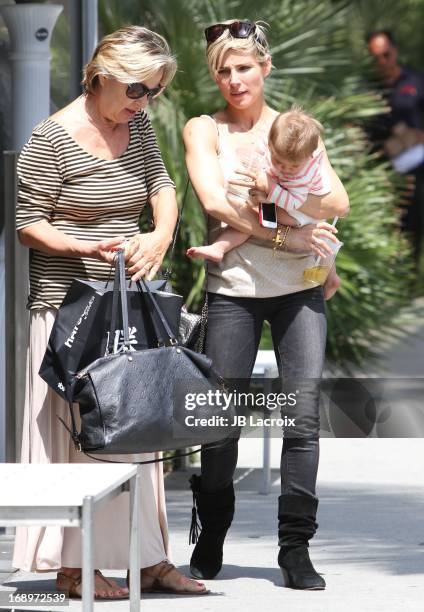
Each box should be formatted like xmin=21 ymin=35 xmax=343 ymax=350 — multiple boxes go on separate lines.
xmin=269 ymin=107 xmax=323 ymax=162
xmin=82 ymin=26 xmax=177 ymax=94
xmin=206 ymin=20 xmax=270 ymax=76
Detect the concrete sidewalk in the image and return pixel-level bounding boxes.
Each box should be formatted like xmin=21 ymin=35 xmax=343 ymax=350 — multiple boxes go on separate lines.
xmin=1 ymin=439 xmax=424 ymax=612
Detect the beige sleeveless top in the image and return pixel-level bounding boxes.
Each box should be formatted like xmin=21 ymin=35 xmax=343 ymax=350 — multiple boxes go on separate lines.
xmin=204 ymin=115 xmax=318 ymax=298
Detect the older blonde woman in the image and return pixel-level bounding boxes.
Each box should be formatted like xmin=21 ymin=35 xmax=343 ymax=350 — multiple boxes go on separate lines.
xmin=13 ymin=26 xmax=207 ymax=598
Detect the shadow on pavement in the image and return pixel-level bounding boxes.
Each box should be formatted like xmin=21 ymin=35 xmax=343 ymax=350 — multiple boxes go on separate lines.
xmin=166 ymin=473 xmax=424 ymax=579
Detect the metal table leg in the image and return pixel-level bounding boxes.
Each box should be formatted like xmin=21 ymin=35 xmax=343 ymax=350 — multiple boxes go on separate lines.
xmin=82 ymin=495 xmax=94 ymax=612
xmin=129 ymin=468 xmax=140 ymax=611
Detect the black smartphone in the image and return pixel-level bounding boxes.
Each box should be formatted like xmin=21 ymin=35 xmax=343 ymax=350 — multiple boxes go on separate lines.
xmin=259 ymin=202 xmax=277 ymax=229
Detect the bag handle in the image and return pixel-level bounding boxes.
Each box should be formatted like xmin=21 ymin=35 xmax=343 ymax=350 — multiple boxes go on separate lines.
xmin=111 ymin=250 xmax=176 ymax=348
xmin=118 ymin=250 xmax=130 ymax=347
xmin=58 ymin=413 xmax=204 ymax=464
xmin=107 ymin=250 xmax=132 ymax=354
xmin=107 ymin=254 xmax=122 ymax=354
xmin=163 ymin=178 xmax=190 ymax=281
xmin=134 ymin=281 xmax=167 ymax=347
xmin=138 ymin=277 xmax=178 ymax=345
xmin=107 ymin=249 xmax=179 ymax=353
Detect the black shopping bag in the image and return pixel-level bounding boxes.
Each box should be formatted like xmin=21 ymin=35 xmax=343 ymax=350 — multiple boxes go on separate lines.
xmin=39 ymin=269 xmax=183 ymax=401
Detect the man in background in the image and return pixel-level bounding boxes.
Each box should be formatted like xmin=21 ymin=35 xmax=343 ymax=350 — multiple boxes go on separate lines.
xmin=367 ymin=30 xmax=424 ymax=266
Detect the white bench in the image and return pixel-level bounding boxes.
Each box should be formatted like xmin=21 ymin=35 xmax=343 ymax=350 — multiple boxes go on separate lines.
xmin=0 ymin=463 xmax=140 ymax=612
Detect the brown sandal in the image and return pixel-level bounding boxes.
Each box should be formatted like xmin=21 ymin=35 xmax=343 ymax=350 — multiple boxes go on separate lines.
xmin=128 ymin=561 xmax=209 ymax=595
xmin=56 ymin=569 xmax=129 ymax=600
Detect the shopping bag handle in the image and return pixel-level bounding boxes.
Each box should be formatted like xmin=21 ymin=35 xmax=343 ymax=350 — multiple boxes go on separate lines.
xmin=108 ymin=250 xmax=178 ymax=351
xmin=107 ymin=250 xmax=132 ymax=353
xmin=137 ymin=277 xmax=178 ymax=346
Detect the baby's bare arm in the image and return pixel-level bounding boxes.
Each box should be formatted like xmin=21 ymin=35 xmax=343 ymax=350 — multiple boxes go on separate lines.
xmin=276 ymin=208 xmax=299 ymax=226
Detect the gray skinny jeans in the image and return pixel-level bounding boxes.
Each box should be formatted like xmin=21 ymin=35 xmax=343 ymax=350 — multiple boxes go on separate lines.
xmin=201 ymin=287 xmax=327 ymax=500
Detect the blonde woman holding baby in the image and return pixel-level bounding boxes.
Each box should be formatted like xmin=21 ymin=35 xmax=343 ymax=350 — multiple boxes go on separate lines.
xmin=184 ymin=19 xmax=349 ymax=590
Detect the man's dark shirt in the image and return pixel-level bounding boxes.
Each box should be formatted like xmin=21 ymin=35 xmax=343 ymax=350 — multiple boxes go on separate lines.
xmin=367 ymin=65 xmax=424 ymax=148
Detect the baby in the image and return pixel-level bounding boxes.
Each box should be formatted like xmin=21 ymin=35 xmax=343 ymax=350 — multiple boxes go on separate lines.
xmin=187 ymin=107 xmax=341 ymax=300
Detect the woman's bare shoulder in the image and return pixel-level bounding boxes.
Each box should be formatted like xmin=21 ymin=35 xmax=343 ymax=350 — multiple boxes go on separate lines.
xmin=185 ymin=113 xmax=218 ymax=128
xmin=183 ymin=115 xmax=218 ymax=145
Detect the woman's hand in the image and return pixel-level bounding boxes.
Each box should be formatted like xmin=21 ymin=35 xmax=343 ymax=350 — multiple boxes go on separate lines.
xmin=90 ymin=236 xmax=126 ymax=264
xmin=124 ymin=230 xmax=172 ymax=281
xmin=286 ymin=222 xmax=339 ymax=258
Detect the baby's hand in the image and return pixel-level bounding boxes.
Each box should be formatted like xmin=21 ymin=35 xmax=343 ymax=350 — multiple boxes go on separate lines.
xmin=253 ymin=169 xmax=270 ymax=193
xmin=228 ymin=168 xmax=271 ymax=193
xmin=248 ymin=188 xmax=269 ymax=206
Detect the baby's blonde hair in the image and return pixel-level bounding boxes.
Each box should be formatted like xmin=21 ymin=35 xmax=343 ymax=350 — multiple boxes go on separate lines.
xmin=82 ymin=26 xmax=177 ymax=94
xmin=206 ymin=20 xmax=270 ymax=76
xmin=269 ymin=106 xmax=324 ymax=162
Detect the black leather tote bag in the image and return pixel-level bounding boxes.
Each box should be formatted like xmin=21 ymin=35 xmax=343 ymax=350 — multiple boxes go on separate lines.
xmin=69 ymin=251 xmax=238 ymax=454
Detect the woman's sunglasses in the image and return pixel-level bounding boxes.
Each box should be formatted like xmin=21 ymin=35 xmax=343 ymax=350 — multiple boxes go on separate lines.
xmin=204 ymin=20 xmax=256 ymax=45
xmin=126 ymin=82 xmax=164 ymax=101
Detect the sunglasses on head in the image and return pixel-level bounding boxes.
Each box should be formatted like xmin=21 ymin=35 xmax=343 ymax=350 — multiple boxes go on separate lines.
xmin=126 ymin=82 xmax=164 ymax=101
xmin=204 ymin=20 xmax=256 ymax=45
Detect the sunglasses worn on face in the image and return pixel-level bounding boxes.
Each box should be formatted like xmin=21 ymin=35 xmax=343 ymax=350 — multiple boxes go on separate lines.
xmin=373 ymin=51 xmax=393 ymax=60
xmin=126 ymin=82 xmax=164 ymax=101
xmin=204 ymin=20 xmax=256 ymax=45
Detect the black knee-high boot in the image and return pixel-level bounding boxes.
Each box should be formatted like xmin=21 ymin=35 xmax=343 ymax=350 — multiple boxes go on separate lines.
xmin=277 ymin=494 xmax=325 ymax=590
xmin=189 ymin=475 xmax=235 ymax=580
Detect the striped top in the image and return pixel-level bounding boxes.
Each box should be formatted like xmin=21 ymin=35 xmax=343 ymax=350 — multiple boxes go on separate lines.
xmin=16 ymin=111 xmax=175 ymax=310
xmin=267 ymin=150 xmax=331 ymax=226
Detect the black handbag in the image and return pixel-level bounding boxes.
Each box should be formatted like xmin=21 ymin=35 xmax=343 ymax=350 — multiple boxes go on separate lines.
xmin=179 ymin=300 xmax=208 ymax=353
xmin=68 ymin=251 xmax=238 ymax=454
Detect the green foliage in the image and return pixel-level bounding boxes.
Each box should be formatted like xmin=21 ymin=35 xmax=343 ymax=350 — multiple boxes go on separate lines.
xmin=93 ymin=0 xmax=416 ymax=368
xmin=326 ymin=142 xmax=412 ymax=367
xmin=349 ymin=0 xmax=424 ymax=70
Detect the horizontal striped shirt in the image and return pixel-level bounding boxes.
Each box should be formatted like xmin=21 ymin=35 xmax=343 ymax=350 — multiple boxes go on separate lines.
xmin=267 ymin=150 xmax=331 ymax=226
xmin=16 ymin=111 xmax=175 ymax=310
